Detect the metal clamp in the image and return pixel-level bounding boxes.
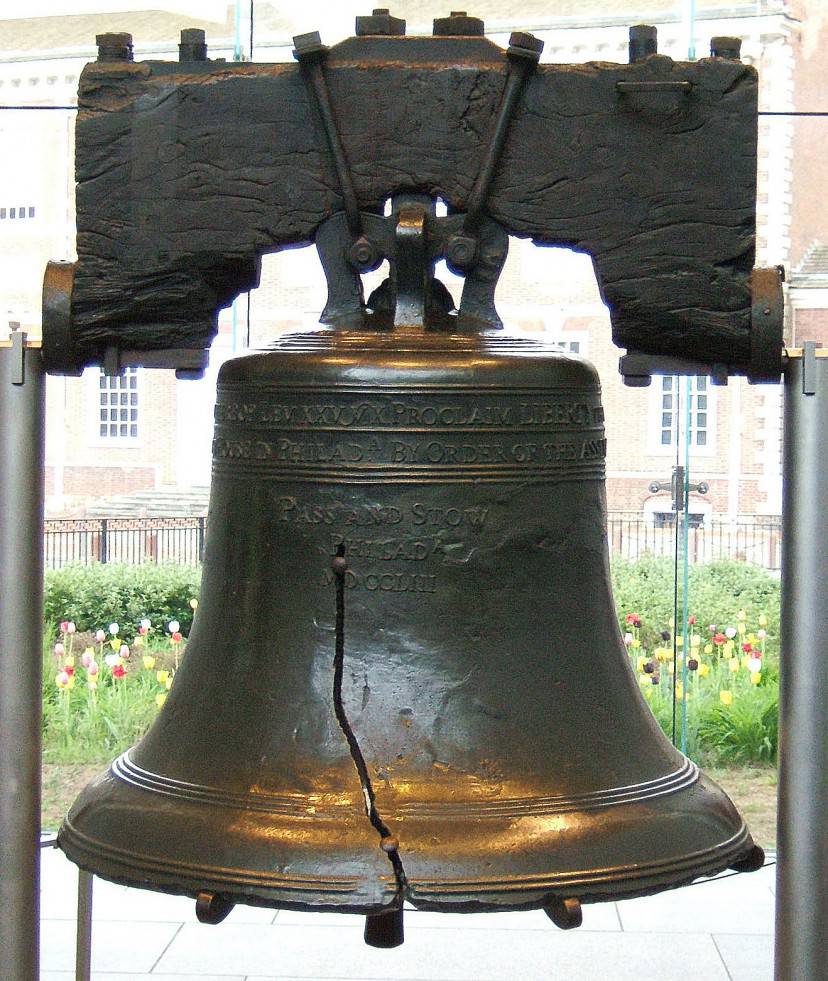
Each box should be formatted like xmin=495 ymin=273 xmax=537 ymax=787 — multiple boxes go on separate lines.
xmin=648 ymin=465 xmax=708 ymax=512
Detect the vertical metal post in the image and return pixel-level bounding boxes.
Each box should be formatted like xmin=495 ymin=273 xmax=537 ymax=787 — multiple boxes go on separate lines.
xmin=0 ymin=338 xmax=46 ymax=981
xmin=99 ymin=517 xmax=108 ymax=563
xmin=776 ymin=346 xmax=828 ymax=981
xmin=75 ymin=871 xmax=94 ymax=981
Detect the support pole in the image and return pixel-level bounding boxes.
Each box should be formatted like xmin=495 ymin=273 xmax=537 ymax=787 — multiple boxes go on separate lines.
xmin=776 ymin=345 xmax=828 ymax=981
xmin=0 ymin=337 xmax=46 ymax=981
xmin=76 ymin=871 xmax=94 ymax=981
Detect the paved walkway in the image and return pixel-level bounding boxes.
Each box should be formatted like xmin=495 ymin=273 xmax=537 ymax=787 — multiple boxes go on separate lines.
xmin=39 ymin=845 xmax=776 ymax=981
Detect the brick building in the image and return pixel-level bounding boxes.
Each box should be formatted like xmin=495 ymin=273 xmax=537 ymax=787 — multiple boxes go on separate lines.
xmin=1 ymin=1 xmax=822 ymax=519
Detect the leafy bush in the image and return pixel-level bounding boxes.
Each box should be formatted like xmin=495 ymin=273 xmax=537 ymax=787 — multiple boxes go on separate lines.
xmin=697 ymin=686 xmax=779 ymax=764
xmin=611 ymin=557 xmax=780 ymax=657
xmin=44 ymin=563 xmax=201 ymax=639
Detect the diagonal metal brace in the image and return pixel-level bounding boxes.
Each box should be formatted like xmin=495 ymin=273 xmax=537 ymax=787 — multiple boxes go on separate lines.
xmin=293 ymin=31 xmax=381 ymax=274
xmin=446 ymin=31 xmax=543 ymax=274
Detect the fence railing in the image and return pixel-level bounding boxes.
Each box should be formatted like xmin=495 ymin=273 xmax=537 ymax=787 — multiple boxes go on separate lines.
xmin=42 ymin=513 xmax=783 ymax=571
xmin=607 ymin=513 xmax=782 ymax=571
xmin=44 ymin=517 xmax=206 ymax=569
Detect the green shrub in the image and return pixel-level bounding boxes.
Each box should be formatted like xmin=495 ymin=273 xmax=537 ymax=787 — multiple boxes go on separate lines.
xmin=697 ymin=685 xmax=779 ymax=764
xmin=44 ymin=563 xmax=201 ymax=639
xmin=611 ymin=556 xmax=780 ymax=657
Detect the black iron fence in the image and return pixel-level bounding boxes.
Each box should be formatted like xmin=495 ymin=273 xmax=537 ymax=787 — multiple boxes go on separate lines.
xmin=607 ymin=512 xmax=782 ymax=571
xmin=43 ymin=513 xmax=783 ymax=571
xmin=44 ymin=517 xmax=207 ymax=569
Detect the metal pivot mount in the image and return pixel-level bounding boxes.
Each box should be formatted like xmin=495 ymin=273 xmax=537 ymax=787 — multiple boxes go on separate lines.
xmin=295 ymin=27 xmax=543 ymax=333
xmin=648 ymin=466 xmax=708 ymax=512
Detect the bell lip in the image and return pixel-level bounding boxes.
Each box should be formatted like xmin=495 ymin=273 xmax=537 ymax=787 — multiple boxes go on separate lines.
xmin=58 ymin=756 xmax=758 ymax=915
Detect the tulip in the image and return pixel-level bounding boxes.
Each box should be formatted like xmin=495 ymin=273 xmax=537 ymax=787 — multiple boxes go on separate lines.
xmin=688 ymin=615 xmax=696 ymax=626
xmin=104 ymin=652 xmax=120 ymax=668
xmin=725 ymin=626 xmax=737 ymax=639
xmin=660 ymin=630 xmax=671 ymax=642
xmin=64 ymin=665 xmax=74 ymax=677
xmin=724 ymin=640 xmax=735 ymax=656
xmin=729 ymin=658 xmax=739 ymax=673
xmin=748 ymin=657 xmax=762 ymax=674
xmin=171 ymin=631 xmax=183 ymax=644
xmin=81 ymin=649 xmax=94 ymax=668
xmin=88 ymin=661 xmax=99 ymax=677
xmin=156 ymin=669 xmax=170 ymax=685
xmin=698 ymin=663 xmax=710 ymax=678
xmin=757 ymin=629 xmax=767 ymax=640
xmin=165 ymin=674 xmax=173 ymax=690
xmin=112 ymin=664 xmax=126 ymax=679
xmin=737 ymin=609 xmax=746 ymax=621
xmin=624 ymin=632 xmax=633 ymax=646
xmin=720 ymin=690 xmax=733 ymax=706
xmin=87 ymin=680 xmax=98 ymax=691
xmin=119 ymin=644 xmax=130 ymax=659
xmin=108 ymin=622 xmax=119 ymax=636
xmin=742 ymin=642 xmax=752 ymax=653
xmin=189 ymin=598 xmax=198 ymax=610
xmin=67 ymin=622 xmax=76 ymax=634
xmin=750 ymin=671 xmax=762 ymax=686
xmin=643 ymin=662 xmax=655 ymax=674
xmin=59 ymin=620 xmax=69 ymax=633
xmin=674 ymin=683 xmax=684 ymax=700
xmin=713 ymin=633 xmax=726 ymax=645
xmin=704 ymin=643 xmax=713 ymax=654
xmin=688 ymin=658 xmax=699 ymax=671
xmin=54 ymin=642 xmax=65 ymax=657
xmin=143 ymin=655 xmax=156 ymax=671
xmin=55 ymin=670 xmax=73 ymax=690
xmin=690 ymin=634 xmax=700 ymax=648
xmin=140 ymin=618 xmax=151 ymax=631
xmin=155 ymin=692 xmax=167 ymax=708
xmin=168 ymin=620 xmax=180 ymax=634
xmin=758 ymin=613 xmax=768 ymax=627
xmin=95 ymin=629 xmax=106 ymax=643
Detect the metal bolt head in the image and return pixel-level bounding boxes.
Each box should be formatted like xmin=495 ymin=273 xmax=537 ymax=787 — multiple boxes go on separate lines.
xmin=355 ymin=9 xmax=406 ymax=36
xmin=446 ymin=233 xmax=478 ymax=273
xmin=629 ymin=24 xmax=657 ymax=63
xmin=710 ymin=36 xmax=742 ymax=61
xmin=380 ymin=835 xmax=399 ymax=853
xmin=433 ymin=12 xmax=485 ymax=36
xmin=96 ymin=32 xmax=133 ymax=63
xmin=179 ymin=28 xmax=207 ymax=62
xmin=347 ymin=236 xmax=382 ymax=273
xmin=292 ymin=31 xmax=328 ymax=61
xmin=331 ymin=555 xmax=348 ymax=576
xmin=508 ymin=31 xmax=544 ymax=64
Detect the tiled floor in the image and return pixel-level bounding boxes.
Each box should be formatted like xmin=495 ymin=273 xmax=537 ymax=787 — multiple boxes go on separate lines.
xmin=39 ymin=845 xmax=777 ymax=981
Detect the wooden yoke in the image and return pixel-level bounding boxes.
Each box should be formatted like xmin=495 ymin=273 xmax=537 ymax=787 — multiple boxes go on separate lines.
xmin=42 ymin=21 xmax=783 ymax=381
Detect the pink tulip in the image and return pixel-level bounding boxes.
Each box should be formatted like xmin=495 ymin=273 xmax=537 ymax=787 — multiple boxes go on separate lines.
xmin=54 ymin=642 xmax=65 ymax=657
xmin=95 ymin=629 xmax=106 ymax=643
xmin=60 ymin=621 xmax=69 ymax=633
xmin=81 ymin=650 xmax=94 ymax=668
xmin=119 ymin=644 xmax=130 ymax=659
xmin=66 ymin=622 xmax=76 ymax=634
xmin=88 ymin=661 xmax=99 ymax=677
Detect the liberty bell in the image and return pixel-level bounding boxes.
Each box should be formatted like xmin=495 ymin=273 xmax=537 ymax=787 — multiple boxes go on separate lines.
xmin=59 ymin=209 xmax=763 ymax=948
xmin=56 ymin=19 xmax=770 ymax=952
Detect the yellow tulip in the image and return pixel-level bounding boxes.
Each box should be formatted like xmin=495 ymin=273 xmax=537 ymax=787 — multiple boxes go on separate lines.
xmin=698 ymin=663 xmax=710 ymax=678
xmin=720 ymin=690 xmax=733 ymax=706
xmin=631 ymin=638 xmax=641 ymax=649
xmin=674 ymin=683 xmax=684 ymax=700
xmin=741 ymin=656 xmax=751 ymax=669
xmin=155 ymin=692 xmax=167 ymax=708
xmin=142 ymin=655 xmax=156 ymax=670
xmin=676 ymin=636 xmax=683 ymax=647
xmin=133 ymin=636 xmax=144 ymax=647
xmin=189 ymin=598 xmax=199 ymax=610
xmin=724 ymin=640 xmax=735 ymax=656
xmin=636 ymin=655 xmax=647 ymax=673
xmin=751 ymin=672 xmax=762 ymax=686
xmin=704 ymin=643 xmax=713 ymax=655
xmin=729 ymin=658 xmax=739 ymax=673
xmin=737 ymin=622 xmax=746 ymax=635
xmin=758 ymin=613 xmax=768 ymax=627
xmin=156 ymin=669 xmax=170 ymax=685
xmin=64 ymin=655 xmax=75 ymax=668
xmin=165 ymin=674 xmax=173 ymax=690
xmin=690 ymin=634 xmax=700 ymax=648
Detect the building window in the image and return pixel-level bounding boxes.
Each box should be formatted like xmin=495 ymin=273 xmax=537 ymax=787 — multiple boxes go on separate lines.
xmin=0 ymin=205 xmax=36 ymax=220
xmin=656 ymin=375 xmax=714 ymax=450
xmin=99 ymin=368 xmax=139 ymax=439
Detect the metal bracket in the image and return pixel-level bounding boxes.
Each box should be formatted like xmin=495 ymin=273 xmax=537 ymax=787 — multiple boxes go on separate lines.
xmin=648 ymin=465 xmax=708 ymax=512
xmin=802 ymin=340 xmax=817 ymax=395
xmin=102 ymin=346 xmax=208 ymax=380
xmin=619 ymin=352 xmax=730 ymax=388
xmin=9 ymin=326 xmax=26 ymax=386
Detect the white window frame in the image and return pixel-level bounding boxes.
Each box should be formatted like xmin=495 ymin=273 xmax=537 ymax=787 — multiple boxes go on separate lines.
xmin=648 ymin=375 xmax=716 ymax=456
xmin=88 ymin=366 xmax=142 ymax=446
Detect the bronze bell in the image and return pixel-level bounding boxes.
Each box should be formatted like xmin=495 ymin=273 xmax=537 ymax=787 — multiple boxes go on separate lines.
xmin=59 ymin=327 xmax=762 ymax=944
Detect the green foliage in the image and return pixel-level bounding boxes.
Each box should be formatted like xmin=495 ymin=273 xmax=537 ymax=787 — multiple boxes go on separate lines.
xmin=611 ymin=557 xmax=780 ymax=656
xmin=697 ymin=686 xmax=779 ymax=764
xmin=44 ymin=563 xmax=201 ymax=639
